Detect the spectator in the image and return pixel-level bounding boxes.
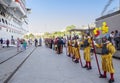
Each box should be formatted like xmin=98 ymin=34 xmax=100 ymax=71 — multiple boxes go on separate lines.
xmin=20 ymin=39 xmax=24 ymax=51
xmin=0 ymin=38 xmax=3 ymax=45
xmin=17 ymin=38 xmax=20 ymax=52
xmin=30 ymin=39 xmax=33 ymax=45
xmin=114 ymin=30 xmax=120 ymax=49
xmin=57 ymin=38 xmax=63 ymax=54
xmin=35 ymin=38 xmax=38 ymax=47
xmin=109 ymin=31 xmax=115 ymax=46
xmin=54 ymin=38 xmax=58 ymax=51
xmin=49 ymin=39 xmax=53 ymax=49
xmin=28 ymin=39 xmax=30 ymax=45
xmin=23 ymin=39 xmax=27 ymax=50
xmin=6 ymin=39 xmax=10 ymax=47
xmin=39 ymin=38 xmax=42 ymax=46
xmin=0 ymin=38 xmax=3 ymax=47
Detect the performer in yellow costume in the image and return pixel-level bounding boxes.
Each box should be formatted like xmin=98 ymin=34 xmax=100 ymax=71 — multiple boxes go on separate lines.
xmin=71 ymin=39 xmax=76 ymax=59
xmin=73 ymin=38 xmax=81 ymax=63
xmin=67 ymin=39 xmax=72 ymax=57
xmin=83 ymin=35 xmax=92 ymax=70
xmin=96 ymin=38 xmax=116 ymax=83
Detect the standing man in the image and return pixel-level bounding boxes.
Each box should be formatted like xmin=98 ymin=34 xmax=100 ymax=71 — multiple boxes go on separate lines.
xmin=39 ymin=37 xmax=42 ymax=46
xmin=73 ymin=38 xmax=81 ymax=63
xmin=17 ymin=38 xmax=20 ymax=52
xmin=23 ymin=39 xmax=27 ymax=50
xmin=0 ymin=38 xmax=3 ymax=48
xmin=57 ymin=38 xmax=62 ymax=54
xmin=67 ymin=39 xmax=72 ymax=57
xmin=96 ymin=38 xmax=116 ymax=83
xmin=6 ymin=39 xmax=10 ymax=47
xmin=109 ymin=31 xmax=115 ymax=46
xmin=114 ymin=30 xmax=120 ymax=49
xmin=35 ymin=38 xmax=38 ymax=47
xmin=83 ymin=35 xmax=92 ymax=70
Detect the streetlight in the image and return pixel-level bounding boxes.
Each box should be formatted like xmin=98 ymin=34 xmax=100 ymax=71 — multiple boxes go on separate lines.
xmin=118 ymin=0 xmax=120 ymax=10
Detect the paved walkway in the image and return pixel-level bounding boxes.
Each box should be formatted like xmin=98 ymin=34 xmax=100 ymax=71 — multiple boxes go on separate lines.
xmin=5 ymin=45 xmax=120 ymax=83
xmin=0 ymin=45 xmax=35 ymax=83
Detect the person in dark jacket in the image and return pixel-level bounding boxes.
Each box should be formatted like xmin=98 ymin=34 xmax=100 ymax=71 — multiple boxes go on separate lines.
xmin=57 ymin=38 xmax=63 ymax=54
xmin=6 ymin=39 xmax=10 ymax=47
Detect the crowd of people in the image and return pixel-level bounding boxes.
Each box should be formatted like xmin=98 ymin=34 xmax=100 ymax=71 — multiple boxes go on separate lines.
xmin=44 ymin=37 xmax=66 ymax=54
xmin=66 ymin=33 xmax=116 ymax=83
xmin=0 ymin=38 xmax=28 ymax=52
xmin=43 ymin=33 xmax=117 ymax=83
xmin=0 ymin=38 xmax=10 ymax=48
xmin=34 ymin=38 xmax=42 ymax=47
xmin=16 ymin=38 xmax=27 ymax=52
xmin=109 ymin=30 xmax=120 ymax=50
xmin=0 ymin=30 xmax=119 ymax=83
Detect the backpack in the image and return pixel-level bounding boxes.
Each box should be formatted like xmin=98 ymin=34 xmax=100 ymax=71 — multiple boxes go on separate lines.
xmin=84 ymin=39 xmax=89 ymax=47
xmin=101 ymin=44 xmax=109 ymax=55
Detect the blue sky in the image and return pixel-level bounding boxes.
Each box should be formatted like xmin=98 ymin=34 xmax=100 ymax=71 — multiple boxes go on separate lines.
xmin=26 ymin=0 xmax=119 ymax=33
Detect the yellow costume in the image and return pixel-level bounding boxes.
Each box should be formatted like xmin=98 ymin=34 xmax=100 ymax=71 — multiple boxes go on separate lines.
xmin=102 ymin=43 xmax=116 ymax=73
xmin=74 ymin=40 xmax=80 ymax=60
xmin=67 ymin=40 xmax=72 ymax=56
xmin=96 ymin=43 xmax=116 ymax=73
xmin=96 ymin=42 xmax=116 ymax=82
xmin=71 ymin=40 xmax=75 ymax=58
xmin=83 ymin=37 xmax=92 ymax=69
xmin=84 ymin=37 xmax=92 ymax=61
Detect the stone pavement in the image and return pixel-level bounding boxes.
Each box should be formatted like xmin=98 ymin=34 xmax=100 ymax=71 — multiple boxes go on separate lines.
xmin=0 ymin=45 xmax=35 ymax=83
xmin=0 ymin=46 xmax=15 ymax=52
xmin=6 ymin=45 xmax=120 ymax=83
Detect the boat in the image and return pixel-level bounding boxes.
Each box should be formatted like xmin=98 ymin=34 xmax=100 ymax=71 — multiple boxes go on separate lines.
xmin=0 ymin=0 xmax=30 ymax=44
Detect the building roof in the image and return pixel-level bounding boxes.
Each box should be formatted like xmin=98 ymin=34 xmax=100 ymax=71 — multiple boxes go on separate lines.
xmin=69 ymin=28 xmax=94 ymax=32
xmin=96 ymin=10 xmax=120 ymax=21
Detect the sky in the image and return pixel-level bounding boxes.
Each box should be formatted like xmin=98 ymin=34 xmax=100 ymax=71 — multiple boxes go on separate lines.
xmin=26 ymin=0 xmax=119 ymax=33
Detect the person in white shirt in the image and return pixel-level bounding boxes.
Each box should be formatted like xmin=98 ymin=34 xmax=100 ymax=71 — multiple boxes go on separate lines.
xmin=109 ymin=31 xmax=115 ymax=46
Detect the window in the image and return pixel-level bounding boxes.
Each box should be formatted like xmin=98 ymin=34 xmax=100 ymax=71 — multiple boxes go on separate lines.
xmin=2 ymin=19 xmax=4 ymax=23
xmin=5 ymin=20 xmax=8 ymax=25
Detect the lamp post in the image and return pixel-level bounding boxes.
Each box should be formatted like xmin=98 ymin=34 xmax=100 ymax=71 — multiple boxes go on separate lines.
xmin=118 ymin=0 xmax=120 ymax=10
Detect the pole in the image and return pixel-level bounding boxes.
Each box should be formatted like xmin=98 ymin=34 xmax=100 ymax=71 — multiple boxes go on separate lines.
xmin=91 ymin=39 xmax=102 ymax=75
xmin=88 ymin=25 xmax=101 ymax=75
xmin=76 ymin=42 xmax=83 ymax=67
xmin=119 ymin=0 xmax=120 ymax=10
xmin=79 ymin=53 xmax=83 ymax=67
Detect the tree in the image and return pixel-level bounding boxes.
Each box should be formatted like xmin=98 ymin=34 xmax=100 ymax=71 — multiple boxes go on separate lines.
xmin=24 ymin=35 xmax=29 ymax=39
xmin=65 ymin=25 xmax=76 ymax=35
xmin=29 ymin=33 xmax=35 ymax=39
xmin=43 ymin=32 xmax=52 ymax=38
xmin=65 ymin=25 xmax=76 ymax=31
